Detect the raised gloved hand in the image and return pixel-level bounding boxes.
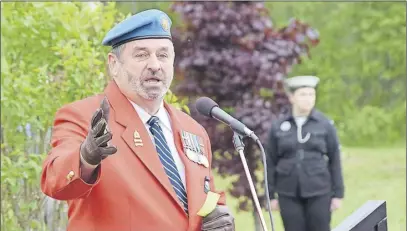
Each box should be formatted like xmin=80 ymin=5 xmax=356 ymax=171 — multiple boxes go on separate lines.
xmin=80 ymin=97 xmax=117 ymax=165
xmin=202 ymin=205 xmax=235 ymax=231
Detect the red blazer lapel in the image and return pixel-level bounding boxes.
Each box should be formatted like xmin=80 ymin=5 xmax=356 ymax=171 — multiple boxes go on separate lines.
xmin=165 ymin=103 xmax=211 ymax=226
xmin=104 ymin=81 xmax=183 ymax=212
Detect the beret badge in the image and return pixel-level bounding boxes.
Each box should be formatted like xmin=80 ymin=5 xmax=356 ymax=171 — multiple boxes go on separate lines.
xmin=160 ymin=17 xmax=170 ymax=32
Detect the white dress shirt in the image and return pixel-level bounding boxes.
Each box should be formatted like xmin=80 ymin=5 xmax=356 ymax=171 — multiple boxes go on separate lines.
xmin=128 ymin=100 xmax=186 ymax=188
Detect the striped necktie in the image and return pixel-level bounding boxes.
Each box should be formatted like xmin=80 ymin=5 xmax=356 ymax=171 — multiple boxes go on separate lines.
xmin=147 ymin=116 xmax=189 ymax=214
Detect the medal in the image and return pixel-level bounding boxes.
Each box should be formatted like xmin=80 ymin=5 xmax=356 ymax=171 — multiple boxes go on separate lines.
xmin=180 ymin=130 xmax=209 ymax=168
xmin=199 ymin=155 xmax=209 ymax=168
xmin=186 ymin=149 xmax=199 ymax=163
xmin=181 ymin=131 xmax=198 ymax=163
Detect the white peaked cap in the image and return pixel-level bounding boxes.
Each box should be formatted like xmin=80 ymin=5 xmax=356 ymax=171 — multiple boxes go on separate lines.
xmin=284 ymin=75 xmax=320 ymax=89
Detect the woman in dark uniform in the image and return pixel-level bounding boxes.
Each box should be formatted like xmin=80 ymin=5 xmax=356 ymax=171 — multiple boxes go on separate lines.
xmin=266 ymin=75 xmax=345 ymax=231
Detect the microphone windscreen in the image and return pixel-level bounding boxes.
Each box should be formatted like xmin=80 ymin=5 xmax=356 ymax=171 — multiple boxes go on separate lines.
xmin=195 ymin=97 xmax=218 ymax=117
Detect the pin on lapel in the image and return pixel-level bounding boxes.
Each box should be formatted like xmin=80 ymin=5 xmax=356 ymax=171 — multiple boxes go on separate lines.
xmin=133 ymin=130 xmax=143 ymax=147
xmin=204 ymin=176 xmax=211 ymax=193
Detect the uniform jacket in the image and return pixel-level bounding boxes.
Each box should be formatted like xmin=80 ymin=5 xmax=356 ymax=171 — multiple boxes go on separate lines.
xmin=40 ymin=81 xmax=226 ymax=231
xmin=266 ymin=109 xmax=344 ymax=199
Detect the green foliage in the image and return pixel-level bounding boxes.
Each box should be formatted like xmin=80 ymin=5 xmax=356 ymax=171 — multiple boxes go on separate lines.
xmin=336 ymin=103 xmax=406 ymax=146
xmin=165 ymin=89 xmax=190 ymax=114
xmin=2 ymin=2 xmax=121 ymax=148
xmin=1 ymin=148 xmax=46 ymax=230
xmin=1 ymin=2 xmax=121 ymax=229
xmin=266 ymin=2 xmax=406 ymax=146
xmin=2 ymin=1 xmax=404 ymax=230
xmin=1 ymin=2 xmax=190 ymax=230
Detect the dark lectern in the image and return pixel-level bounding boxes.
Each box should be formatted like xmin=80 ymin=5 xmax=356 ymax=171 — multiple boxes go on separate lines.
xmin=333 ymin=200 xmax=388 ymax=231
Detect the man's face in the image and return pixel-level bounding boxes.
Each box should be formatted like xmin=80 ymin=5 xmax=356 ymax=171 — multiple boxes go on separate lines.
xmin=109 ymin=38 xmax=175 ymax=101
xmin=288 ymin=87 xmax=316 ymax=113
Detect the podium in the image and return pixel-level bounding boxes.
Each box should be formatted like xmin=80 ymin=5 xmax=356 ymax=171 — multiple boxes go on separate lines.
xmin=333 ymin=200 xmax=388 ymax=231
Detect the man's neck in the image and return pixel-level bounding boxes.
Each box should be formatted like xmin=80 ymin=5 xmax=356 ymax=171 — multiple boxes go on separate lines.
xmin=129 ymin=95 xmax=163 ymax=115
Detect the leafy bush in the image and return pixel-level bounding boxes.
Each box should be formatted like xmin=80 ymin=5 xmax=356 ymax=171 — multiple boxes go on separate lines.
xmin=267 ymin=2 xmax=406 ymax=146
xmin=1 ymin=2 xmax=188 ymax=230
xmin=337 ymin=103 xmax=406 ymax=146
xmin=171 ymin=1 xmax=319 ymax=213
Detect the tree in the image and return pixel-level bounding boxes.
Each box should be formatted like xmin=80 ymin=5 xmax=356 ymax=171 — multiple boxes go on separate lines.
xmin=1 ymin=2 xmax=123 ymax=230
xmin=266 ymin=2 xmax=406 ymax=146
xmin=170 ymin=2 xmax=319 ymax=229
xmin=1 ymin=2 xmax=188 ymax=230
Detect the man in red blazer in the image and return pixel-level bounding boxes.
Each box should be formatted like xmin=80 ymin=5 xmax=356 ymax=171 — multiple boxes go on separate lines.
xmin=40 ymin=9 xmax=235 ymax=231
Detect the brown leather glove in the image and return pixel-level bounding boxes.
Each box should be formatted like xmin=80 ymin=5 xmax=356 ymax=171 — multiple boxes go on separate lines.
xmin=202 ymin=205 xmax=235 ymax=231
xmin=80 ymin=97 xmax=117 ymax=165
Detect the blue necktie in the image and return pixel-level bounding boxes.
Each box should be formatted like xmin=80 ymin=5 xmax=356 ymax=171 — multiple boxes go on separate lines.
xmin=147 ymin=116 xmax=189 ymax=214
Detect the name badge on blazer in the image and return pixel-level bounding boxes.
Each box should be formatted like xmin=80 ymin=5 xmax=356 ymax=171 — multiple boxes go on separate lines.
xmin=197 ymin=176 xmax=219 ymax=217
xmin=180 ymin=130 xmax=209 ymax=168
xmin=197 ymin=191 xmax=220 ymax=217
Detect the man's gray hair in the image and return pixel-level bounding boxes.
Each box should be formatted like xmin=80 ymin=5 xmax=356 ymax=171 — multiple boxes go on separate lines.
xmin=106 ymin=44 xmax=126 ymax=78
xmin=110 ymin=44 xmax=126 ymax=59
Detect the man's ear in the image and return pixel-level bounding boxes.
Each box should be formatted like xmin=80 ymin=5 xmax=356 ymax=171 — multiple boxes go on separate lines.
xmin=107 ymin=53 xmax=120 ymax=77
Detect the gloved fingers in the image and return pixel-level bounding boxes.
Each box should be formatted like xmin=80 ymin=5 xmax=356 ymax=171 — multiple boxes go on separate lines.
xmin=93 ymin=118 xmax=107 ymax=138
xmin=91 ymin=108 xmax=103 ymax=128
xmin=100 ymin=145 xmax=117 ymax=156
xmin=95 ymin=131 xmax=113 ymax=147
xmin=202 ymin=224 xmax=233 ymax=231
xmin=100 ymin=97 xmax=111 ymax=122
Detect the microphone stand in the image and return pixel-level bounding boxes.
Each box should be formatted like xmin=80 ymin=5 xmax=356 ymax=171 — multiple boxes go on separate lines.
xmin=232 ymin=132 xmax=269 ymax=231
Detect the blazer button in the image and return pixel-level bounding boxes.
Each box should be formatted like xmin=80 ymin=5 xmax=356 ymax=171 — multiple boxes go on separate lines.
xmin=66 ymin=171 xmax=75 ymax=181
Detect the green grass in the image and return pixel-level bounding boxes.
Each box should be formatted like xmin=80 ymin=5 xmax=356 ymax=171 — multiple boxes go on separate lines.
xmin=213 ymin=145 xmax=406 ymax=231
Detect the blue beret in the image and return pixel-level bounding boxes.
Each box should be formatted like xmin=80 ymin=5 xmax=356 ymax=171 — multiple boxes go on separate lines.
xmin=102 ymin=9 xmax=172 ymax=48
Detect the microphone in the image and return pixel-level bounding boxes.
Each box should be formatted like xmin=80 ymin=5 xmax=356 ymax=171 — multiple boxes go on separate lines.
xmin=195 ymin=97 xmax=259 ymax=141
xmin=195 ymin=97 xmax=275 ymax=231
